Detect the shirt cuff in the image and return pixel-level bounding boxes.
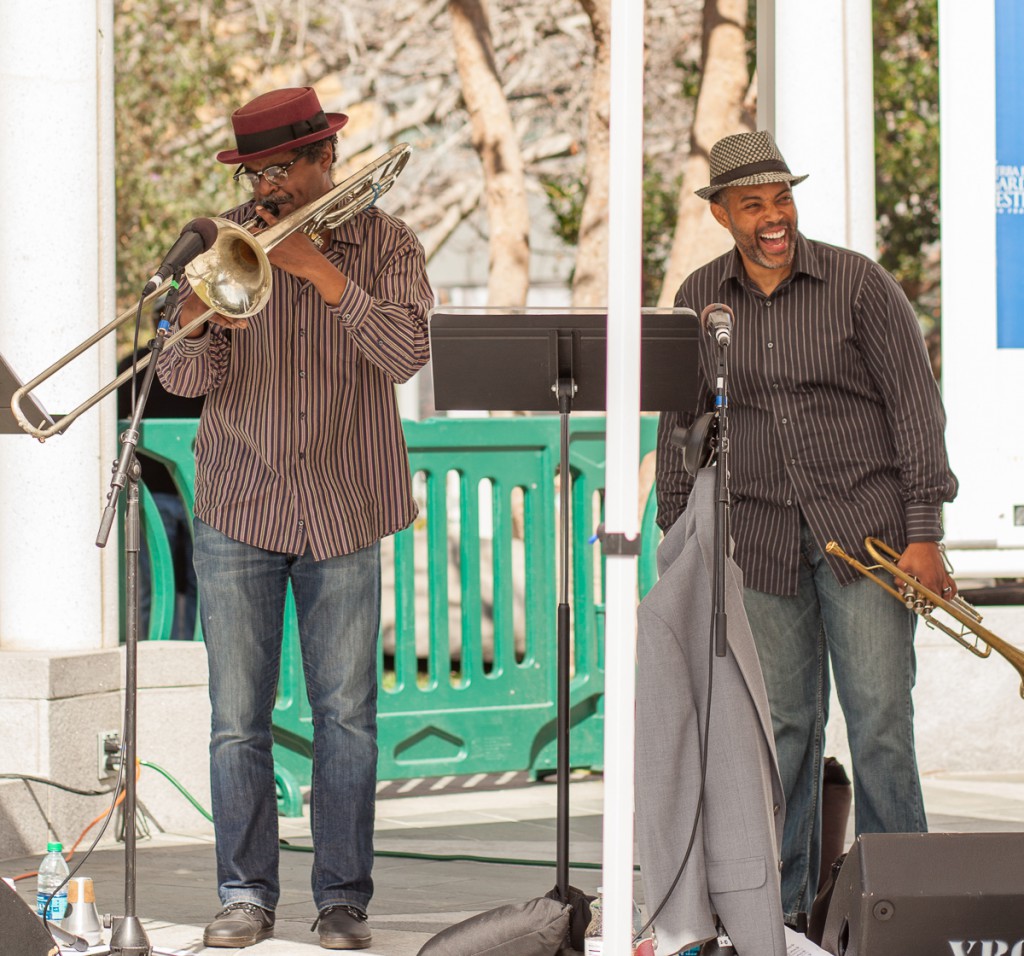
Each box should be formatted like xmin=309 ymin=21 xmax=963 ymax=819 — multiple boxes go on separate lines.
xmin=905 ymin=502 xmax=944 ymax=542
xmin=175 ymin=327 xmax=212 ymax=355
xmin=328 ymin=279 xmax=373 ymax=329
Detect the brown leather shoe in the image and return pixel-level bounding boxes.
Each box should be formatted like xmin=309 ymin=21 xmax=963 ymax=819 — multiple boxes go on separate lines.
xmin=314 ymin=905 xmax=372 ymax=950
xmin=203 ymin=902 xmax=275 ymax=948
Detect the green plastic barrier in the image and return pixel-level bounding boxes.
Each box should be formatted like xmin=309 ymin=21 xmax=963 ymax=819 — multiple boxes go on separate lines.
xmin=123 ymin=415 xmax=662 ymax=815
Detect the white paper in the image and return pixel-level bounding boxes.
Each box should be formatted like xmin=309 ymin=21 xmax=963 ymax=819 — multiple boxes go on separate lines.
xmin=785 ymin=926 xmax=831 ymax=956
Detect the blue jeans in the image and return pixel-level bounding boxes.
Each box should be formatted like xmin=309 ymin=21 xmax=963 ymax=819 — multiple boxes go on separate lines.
xmin=742 ymin=519 xmax=926 ymax=921
xmin=193 ymin=519 xmax=381 ymax=913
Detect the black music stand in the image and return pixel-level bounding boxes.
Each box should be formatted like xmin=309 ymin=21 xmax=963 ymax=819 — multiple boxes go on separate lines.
xmin=1 ymin=350 xmax=56 ymax=435
xmin=428 ymin=306 xmax=700 ymax=905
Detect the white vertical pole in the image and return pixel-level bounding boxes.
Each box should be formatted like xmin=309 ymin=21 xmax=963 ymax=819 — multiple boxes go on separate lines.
xmin=603 ymin=0 xmax=645 ymax=952
xmin=0 ymin=0 xmax=118 ymax=651
xmin=939 ymin=0 xmax=1005 ymax=563
xmin=760 ymin=0 xmax=875 ymax=257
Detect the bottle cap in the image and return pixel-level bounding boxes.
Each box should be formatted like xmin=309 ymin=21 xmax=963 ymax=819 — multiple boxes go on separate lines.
xmin=46 ymin=842 xmax=63 ymax=852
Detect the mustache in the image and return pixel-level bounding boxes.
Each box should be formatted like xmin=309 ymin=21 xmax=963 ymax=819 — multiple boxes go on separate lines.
xmin=252 ymin=196 xmax=287 ymax=227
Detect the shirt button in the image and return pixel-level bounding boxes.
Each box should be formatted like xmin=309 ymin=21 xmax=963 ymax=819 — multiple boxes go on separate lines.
xmin=300 ymin=412 xmax=306 ymax=420
xmin=773 ymin=803 xmax=780 ymax=815
xmin=790 ymin=458 xmax=796 ymax=465
xmin=765 ymin=300 xmax=773 ymax=308
xmin=785 ymin=499 xmax=793 ymax=506
xmin=772 ymin=382 xmax=779 ymax=390
xmin=299 ymin=329 xmax=306 ymax=337
xmin=767 ymin=342 xmax=774 ymax=349
xmin=343 ymin=313 xmax=352 ymax=320
xmin=781 ymin=417 xmax=788 ymax=424
xmin=298 ymin=519 xmax=304 ymax=528
xmin=299 ymin=370 xmax=306 ymax=378
xmin=299 ymin=452 xmax=306 ymax=460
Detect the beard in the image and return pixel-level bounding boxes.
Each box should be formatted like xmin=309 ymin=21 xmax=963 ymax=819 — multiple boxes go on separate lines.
xmin=731 ymin=223 xmax=797 ymax=271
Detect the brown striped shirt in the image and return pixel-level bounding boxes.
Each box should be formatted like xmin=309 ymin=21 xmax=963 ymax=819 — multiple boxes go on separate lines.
xmin=157 ymin=201 xmax=433 ymax=560
xmin=656 ymin=234 xmax=958 ymax=596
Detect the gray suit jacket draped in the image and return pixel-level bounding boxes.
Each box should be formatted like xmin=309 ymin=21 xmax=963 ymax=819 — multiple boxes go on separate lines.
xmin=635 ymin=469 xmax=787 ymax=955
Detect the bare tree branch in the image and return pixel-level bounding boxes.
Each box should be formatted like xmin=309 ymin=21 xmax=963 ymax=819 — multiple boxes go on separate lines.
xmin=657 ymin=0 xmax=753 ymax=306
xmin=449 ymin=0 xmax=531 ymax=305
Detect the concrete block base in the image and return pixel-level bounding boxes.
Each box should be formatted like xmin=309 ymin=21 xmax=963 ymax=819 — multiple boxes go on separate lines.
xmin=0 ymin=644 xmax=212 ymax=861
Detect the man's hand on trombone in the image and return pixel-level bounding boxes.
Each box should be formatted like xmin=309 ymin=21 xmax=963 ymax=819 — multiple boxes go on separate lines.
xmin=252 ymin=203 xmax=348 ymax=306
xmin=179 ymin=288 xmax=251 ymax=335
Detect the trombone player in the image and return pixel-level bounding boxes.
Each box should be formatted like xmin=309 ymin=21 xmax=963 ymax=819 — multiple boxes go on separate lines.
xmin=157 ymin=86 xmax=433 ymax=950
xmin=655 ymin=131 xmax=959 ymax=929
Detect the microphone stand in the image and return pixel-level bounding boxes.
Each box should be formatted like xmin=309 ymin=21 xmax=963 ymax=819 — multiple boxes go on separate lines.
xmin=711 ymin=341 xmax=730 ymax=658
xmin=95 ymin=280 xmax=182 ymax=956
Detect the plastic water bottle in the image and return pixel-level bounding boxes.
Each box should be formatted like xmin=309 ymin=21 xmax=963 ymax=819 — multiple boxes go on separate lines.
xmin=584 ymin=887 xmax=603 ymax=954
xmin=36 ymin=842 xmax=69 ymax=921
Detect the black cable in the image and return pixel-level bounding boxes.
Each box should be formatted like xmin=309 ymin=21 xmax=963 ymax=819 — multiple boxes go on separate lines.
xmin=0 ymin=773 xmax=115 ymax=797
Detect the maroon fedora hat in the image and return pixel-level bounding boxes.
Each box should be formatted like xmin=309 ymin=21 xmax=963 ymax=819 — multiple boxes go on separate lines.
xmin=216 ymin=87 xmax=349 ymax=165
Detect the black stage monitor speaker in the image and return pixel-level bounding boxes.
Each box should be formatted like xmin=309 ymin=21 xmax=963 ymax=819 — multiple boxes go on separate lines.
xmin=0 ymin=879 xmax=58 ymax=955
xmin=821 ymin=832 xmax=1024 ymax=956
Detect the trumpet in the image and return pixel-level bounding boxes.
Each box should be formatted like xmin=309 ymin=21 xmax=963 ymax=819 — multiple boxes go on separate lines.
xmin=826 ymin=536 xmax=1024 ymax=699
xmin=10 ymin=143 xmax=411 ymax=442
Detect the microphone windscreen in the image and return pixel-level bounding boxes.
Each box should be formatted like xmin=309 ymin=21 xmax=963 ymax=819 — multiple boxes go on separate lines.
xmin=187 ymin=218 xmax=219 ymax=253
xmin=700 ymin=302 xmax=734 ymax=329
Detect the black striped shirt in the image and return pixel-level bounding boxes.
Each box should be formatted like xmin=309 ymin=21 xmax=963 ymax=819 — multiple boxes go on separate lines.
xmin=157 ymin=201 xmax=433 ymax=560
xmin=656 ymin=234 xmax=958 ymax=596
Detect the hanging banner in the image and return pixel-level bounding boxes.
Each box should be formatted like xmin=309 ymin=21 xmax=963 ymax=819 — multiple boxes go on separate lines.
xmin=995 ymin=0 xmax=1024 ymax=348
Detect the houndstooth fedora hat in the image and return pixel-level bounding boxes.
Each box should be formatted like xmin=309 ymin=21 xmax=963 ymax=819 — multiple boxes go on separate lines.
xmin=696 ymin=130 xmax=808 ymax=201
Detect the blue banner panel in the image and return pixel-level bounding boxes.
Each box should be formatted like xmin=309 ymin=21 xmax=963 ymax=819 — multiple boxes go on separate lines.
xmin=996 ymin=0 xmax=1024 ymax=347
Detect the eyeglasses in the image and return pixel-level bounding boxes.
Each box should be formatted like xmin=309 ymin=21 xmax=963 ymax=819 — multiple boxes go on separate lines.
xmin=232 ymin=155 xmax=302 ymax=189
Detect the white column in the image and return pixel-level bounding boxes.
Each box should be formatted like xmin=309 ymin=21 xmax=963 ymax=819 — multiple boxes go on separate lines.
xmin=0 ymin=0 xmax=118 ymax=652
xmin=603 ymin=0 xmax=645 ymax=953
xmin=757 ymin=0 xmax=876 ymax=257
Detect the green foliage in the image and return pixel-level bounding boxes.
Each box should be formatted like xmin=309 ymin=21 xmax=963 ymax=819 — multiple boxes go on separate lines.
xmin=542 ymin=167 xmax=681 ymax=305
xmin=114 ymin=1 xmax=251 ymax=315
xmin=873 ymin=0 xmax=940 ymax=305
xmin=641 ymin=168 xmax=683 ymax=306
xmin=541 ymin=177 xmax=584 ymax=247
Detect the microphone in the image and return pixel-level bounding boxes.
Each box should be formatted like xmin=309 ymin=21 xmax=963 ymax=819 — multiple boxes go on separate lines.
xmin=700 ymin=302 xmax=734 ymax=348
xmin=142 ymin=218 xmax=219 ymax=295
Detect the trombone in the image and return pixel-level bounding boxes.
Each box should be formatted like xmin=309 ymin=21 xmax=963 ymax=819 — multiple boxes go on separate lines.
xmin=10 ymin=143 xmax=412 ymax=442
xmin=826 ymin=536 xmax=1024 ymax=700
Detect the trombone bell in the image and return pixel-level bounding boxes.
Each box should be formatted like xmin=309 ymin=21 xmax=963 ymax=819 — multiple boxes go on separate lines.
xmin=185 ymin=218 xmax=273 ymax=319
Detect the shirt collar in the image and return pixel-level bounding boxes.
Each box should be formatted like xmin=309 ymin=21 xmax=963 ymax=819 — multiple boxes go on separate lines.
xmin=716 ymin=232 xmax=826 ymax=294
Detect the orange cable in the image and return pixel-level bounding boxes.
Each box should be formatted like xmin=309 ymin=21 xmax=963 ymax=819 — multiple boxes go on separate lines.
xmin=11 ymin=759 xmax=140 ymax=883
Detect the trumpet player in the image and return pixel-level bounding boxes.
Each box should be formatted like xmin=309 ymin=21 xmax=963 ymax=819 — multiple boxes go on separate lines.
xmin=655 ymin=131 xmax=958 ymax=928
xmin=157 ymin=86 xmax=433 ymax=950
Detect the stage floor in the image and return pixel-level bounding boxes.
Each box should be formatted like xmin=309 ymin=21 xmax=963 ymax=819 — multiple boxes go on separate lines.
xmin=3 ymin=771 xmax=1023 ymax=955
